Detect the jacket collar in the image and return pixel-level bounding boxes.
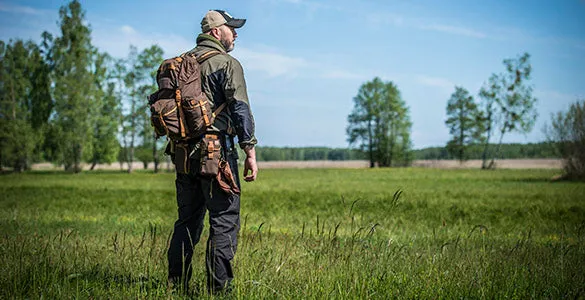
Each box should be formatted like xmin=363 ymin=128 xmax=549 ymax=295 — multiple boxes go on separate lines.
xmin=196 ymin=34 xmax=227 ymax=53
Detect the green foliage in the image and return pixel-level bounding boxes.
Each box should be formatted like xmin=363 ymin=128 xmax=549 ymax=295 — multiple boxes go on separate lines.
xmin=413 ymin=142 xmax=559 ymax=160
xmin=51 ymin=0 xmax=97 ymax=172
xmin=119 ymin=45 xmax=164 ymax=173
xmin=255 ymin=143 xmax=559 ymax=162
xmin=479 ymin=53 xmax=538 ymax=169
xmin=89 ymin=52 xmax=121 ymax=170
xmin=0 ymin=169 xmax=583 ymax=298
xmin=545 ymin=100 xmax=585 ymax=180
xmin=134 ymin=146 xmax=153 ymax=169
xmin=0 ymin=40 xmax=47 ymax=171
xmin=256 ymin=146 xmax=365 ymax=161
xmin=445 ymin=86 xmax=484 ymax=162
xmin=136 ymin=45 xmax=164 ymax=172
xmin=347 ymin=77 xmax=413 ymax=167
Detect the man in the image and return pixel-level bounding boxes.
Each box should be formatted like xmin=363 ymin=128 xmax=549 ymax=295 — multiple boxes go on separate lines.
xmin=167 ymin=9 xmax=258 ymax=294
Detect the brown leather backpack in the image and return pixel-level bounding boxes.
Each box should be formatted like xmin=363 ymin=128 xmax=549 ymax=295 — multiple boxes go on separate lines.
xmin=148 ymin=50 xmax=227 ymax=141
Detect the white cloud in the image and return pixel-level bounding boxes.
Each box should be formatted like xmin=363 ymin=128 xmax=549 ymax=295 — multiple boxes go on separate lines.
xmin=92 ymin=25 xmax=193 ymax=58
xmin=235 ymin=47 xmax=309 ymax=78
xmin=364 ymin=11 xmax=486 ymax=39
xmin=94 ymin=25 xmax=362 ymax=81
xmin=366 ymin=12 xmax=405 ymax=27
xmin=320 ymin=70 xmax=364 ymax=80
xmin=416 ymin=75 xmax=455 ymax=92
xmin=418 ymin=23 xmax=486 ymax=39
xmin=534 ymin=90 xmax=583 ymax=107
xmin=120 ymin=25 xmax=136 ymax=35
xmin=271 ymin=0 xmax=341 ymax=13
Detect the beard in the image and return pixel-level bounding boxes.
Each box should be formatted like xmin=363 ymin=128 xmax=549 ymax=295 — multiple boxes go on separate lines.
xmin=220 ymin=38 xmax=234 ymax=53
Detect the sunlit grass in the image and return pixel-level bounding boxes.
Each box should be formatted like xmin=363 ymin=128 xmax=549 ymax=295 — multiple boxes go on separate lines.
xmin=1 ymin=168 xmax=583 ymax=298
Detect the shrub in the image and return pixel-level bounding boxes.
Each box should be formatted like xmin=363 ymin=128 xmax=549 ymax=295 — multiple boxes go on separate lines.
xmin=545 ymin=100 xmax=585 ymax=180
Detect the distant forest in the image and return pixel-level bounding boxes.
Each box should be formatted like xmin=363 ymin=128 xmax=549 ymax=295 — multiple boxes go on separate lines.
xmin=253 ymin=142 xmax=559 ymax=161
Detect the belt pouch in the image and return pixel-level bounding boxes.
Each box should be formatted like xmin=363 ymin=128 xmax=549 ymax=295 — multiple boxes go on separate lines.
xmin=199 ymin=134 xmax=221 ymax=177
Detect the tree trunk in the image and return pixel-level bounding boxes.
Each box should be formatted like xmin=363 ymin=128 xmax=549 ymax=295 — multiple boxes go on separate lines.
xmin=73 ymin=143 xmax=82 ymax=173
xmin=368 ymin=121 xmax=374 ymax=168
xmin=127 ymin=145 xmax=134 ymax=173
xmin=128 ymin=130 xmax=135 ymax=173
xmin=459 ymin=112 xmax=465 ymax=163
xmin=90 ymin=161 xmax=97 ymax=170
xmin=481 ymin=128 xmax=492 ymax=169
xmin=489 ymin=128 xmax=507 ymax=169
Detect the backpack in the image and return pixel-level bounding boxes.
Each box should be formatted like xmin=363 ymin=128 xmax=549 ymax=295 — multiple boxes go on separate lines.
xmin=148 ymin=50 xmax=227 ymax=141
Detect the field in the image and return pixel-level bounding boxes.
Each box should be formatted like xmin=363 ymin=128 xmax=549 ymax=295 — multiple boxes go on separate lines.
xmin=1 ymin=168 xmax=584 ymax=299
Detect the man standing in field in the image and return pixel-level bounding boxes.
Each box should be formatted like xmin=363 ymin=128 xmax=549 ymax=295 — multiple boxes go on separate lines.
xmin=167 ymin=9 xmax=258 ymax=294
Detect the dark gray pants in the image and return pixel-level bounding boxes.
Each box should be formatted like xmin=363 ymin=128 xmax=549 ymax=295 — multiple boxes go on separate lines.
xmin=167 ymin=139 xmax=240 ymax=292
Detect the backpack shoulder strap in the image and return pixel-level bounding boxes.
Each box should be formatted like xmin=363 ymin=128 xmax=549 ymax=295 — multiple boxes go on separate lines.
xmin=196 ymin=50 xmax=222 ymax=63
xmin=212 ymin=101 xmax=229 ymax=119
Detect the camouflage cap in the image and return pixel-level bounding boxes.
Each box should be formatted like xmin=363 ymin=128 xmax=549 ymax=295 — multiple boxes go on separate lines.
xmin=201 ymin=10 xmax=246 ymax=32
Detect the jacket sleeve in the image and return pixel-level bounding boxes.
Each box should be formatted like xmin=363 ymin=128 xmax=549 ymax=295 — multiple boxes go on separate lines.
xmin=224 ymin=58 xmax=257 ymax=149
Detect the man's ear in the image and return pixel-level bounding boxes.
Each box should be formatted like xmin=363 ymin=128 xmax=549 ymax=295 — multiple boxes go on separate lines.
xmin=209 ymin=27 xmax=221 ymax=39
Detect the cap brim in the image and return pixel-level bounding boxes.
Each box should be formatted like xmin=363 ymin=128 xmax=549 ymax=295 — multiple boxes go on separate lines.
xmin=226 ymin=18 xmax=246 ymax=28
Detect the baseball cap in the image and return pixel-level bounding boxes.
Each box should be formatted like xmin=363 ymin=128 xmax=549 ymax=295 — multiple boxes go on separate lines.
xmin=201 ymin=10 xmax=246 ymax=32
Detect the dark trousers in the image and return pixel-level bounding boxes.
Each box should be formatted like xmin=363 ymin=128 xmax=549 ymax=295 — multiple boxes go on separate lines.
xmin=167 ymin=138 xmax=240 ymax=291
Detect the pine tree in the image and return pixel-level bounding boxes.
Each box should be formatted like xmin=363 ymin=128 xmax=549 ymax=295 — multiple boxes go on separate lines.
xmin=445 ymin=86 xmax=484 ymax=162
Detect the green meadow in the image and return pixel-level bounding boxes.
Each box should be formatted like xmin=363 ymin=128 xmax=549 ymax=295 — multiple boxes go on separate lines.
xmin=1 ymin=168 xmax=584 ymax=299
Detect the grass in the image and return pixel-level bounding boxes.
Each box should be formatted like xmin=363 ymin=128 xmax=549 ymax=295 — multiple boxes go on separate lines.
xmin=1 ymin=168 xmax=584 ymax=299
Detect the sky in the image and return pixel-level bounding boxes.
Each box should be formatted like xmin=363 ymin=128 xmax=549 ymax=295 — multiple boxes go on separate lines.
xmin=1 ymin=0 xmax=584 ymax=149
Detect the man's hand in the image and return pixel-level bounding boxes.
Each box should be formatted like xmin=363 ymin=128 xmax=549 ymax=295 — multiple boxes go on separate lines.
xmin=243 ymin=146 xmax=258 ymax=182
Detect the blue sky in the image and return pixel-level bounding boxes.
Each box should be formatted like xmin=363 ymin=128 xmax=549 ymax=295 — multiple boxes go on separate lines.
xmin=1 ymin=0 xmax=584 ymax=149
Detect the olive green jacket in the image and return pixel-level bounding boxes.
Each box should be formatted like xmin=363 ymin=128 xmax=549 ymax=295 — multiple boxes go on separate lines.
xmin=187 ymin=34 xmax=257 ymax=149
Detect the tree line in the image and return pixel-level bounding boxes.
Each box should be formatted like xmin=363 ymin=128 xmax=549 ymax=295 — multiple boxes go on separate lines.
xmin=0 ymin=0 xmax=166 ymax=173
xmin=413 ymin=142 xmax=558 ymax=160
xmin=250 ymin=142 xmax=559 ymax=162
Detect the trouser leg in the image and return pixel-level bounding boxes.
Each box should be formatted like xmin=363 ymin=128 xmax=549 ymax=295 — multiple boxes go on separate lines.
xmin=206 ymin=156 xmax=241 ymax=292
xmin=168 ymin=172 xmax=207 ymax=286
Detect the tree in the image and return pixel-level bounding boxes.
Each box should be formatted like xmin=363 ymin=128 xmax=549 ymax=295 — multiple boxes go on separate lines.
xmin=0 ymin=39 xmax=51 ymax=171
xmin=544 ymin=100 xmax=585 ymax=180
xmin=51 ymin=0 xmax=97 ymax=172
xmin=347 ymin=77 xmax=412 ymax=167
xmin=479 ymin=53 xmax=538 ymax=169
xmin=30 ymin=32 xmax=54 ymax=163
xmin=117 ymin=45 xmax=164 ymax=173
xmin=120 ymin=46 xmax=140 ymax=173
xmin=135 ymin=45 xmax=164 ymax=172
xmin=445 ymin=86 xmax=484 ymax=162
xmin=89 ymin=50 xmax=121 ymax=170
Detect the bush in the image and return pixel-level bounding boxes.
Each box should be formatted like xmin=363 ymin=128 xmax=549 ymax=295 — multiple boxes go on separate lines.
xmin=545 ymin=100 xmax=585 ymax=180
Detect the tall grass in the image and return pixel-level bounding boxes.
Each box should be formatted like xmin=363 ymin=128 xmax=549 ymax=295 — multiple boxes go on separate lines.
xmin=1 ymin=168 xmax=584 ymax=298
